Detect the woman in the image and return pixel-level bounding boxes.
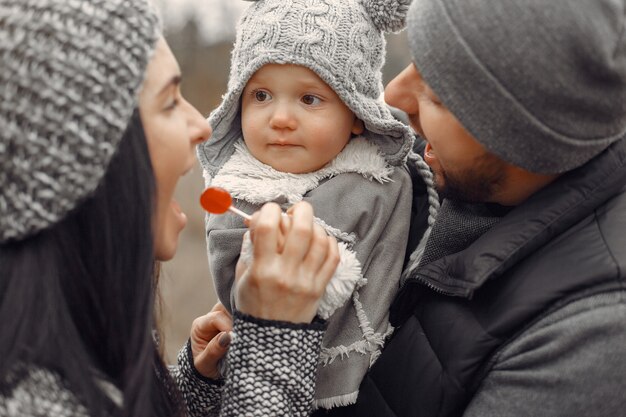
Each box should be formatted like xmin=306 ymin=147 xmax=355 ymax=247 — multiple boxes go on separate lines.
xmin=0 ymin=0 xmax=338 ymax=416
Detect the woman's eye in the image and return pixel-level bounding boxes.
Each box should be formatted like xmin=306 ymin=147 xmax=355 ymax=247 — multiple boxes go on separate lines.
xmin=255 ymin=90 xmax=271 ymax=102
xmin=302 ymin=95 xmax=321 ymax=106
xmin=165 ymin=98 xmax=179 ymax=111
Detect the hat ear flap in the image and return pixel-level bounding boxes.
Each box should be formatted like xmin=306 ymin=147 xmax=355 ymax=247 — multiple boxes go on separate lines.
xmin=361 ymin=0 xmax=411 ymax=33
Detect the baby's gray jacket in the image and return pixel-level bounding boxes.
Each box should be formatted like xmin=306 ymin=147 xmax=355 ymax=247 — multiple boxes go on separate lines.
xmin=203 ymin=138 xmax=412 ymax=409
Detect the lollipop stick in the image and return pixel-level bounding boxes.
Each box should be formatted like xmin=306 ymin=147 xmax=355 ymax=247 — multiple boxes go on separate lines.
xmin=229 ymin=205 xmax=252 ymax=221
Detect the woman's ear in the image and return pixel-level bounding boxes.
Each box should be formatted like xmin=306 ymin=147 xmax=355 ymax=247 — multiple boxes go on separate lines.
xmin=351 ymin=118 xmax=365 ymax=135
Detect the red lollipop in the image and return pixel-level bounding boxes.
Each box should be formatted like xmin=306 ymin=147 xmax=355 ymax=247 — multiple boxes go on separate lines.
xmin=200 ymin=186 xmax=251 ymax=220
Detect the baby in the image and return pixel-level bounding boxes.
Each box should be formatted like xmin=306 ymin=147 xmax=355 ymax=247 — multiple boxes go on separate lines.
xmin=197 ymin=0 xmax=433 ymax=409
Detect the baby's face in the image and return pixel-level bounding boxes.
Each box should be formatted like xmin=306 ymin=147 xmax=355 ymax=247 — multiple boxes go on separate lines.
xmin=241 ymin=64 xmax=363 ymax=174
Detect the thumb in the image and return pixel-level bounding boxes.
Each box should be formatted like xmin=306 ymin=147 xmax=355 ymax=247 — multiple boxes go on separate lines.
xmin=194 ymin=331 xmax=231 ymax=379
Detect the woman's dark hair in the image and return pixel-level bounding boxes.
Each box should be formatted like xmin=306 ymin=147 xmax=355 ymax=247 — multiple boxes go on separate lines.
xmin=0 ymin=111 xmax=184 ymax=416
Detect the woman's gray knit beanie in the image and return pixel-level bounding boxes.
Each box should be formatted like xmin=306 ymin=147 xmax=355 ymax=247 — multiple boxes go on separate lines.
xmin=198 ymin=0 xmax=416 ymax=177
xmin=0 ymin=0 xmax=161 ymax=243
xmin=407 ymin=0 xmax=626 ymax=174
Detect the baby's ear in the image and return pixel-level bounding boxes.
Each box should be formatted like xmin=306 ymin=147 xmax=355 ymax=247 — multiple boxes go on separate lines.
xmin=352 ymin=118 xmax=365 ymax=135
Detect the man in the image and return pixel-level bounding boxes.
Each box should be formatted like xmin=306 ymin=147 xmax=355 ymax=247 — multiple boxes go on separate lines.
xmin=316 ymin=0 xmax=626 ymax=415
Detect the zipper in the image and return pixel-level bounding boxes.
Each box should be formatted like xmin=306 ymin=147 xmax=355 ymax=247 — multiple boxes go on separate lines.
xmin=408 ymin=273 xmax=473 ymax=299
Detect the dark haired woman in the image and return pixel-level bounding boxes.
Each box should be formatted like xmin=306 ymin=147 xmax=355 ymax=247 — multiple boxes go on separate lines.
xmin=0 ymin=0 xmax=338 ymax=416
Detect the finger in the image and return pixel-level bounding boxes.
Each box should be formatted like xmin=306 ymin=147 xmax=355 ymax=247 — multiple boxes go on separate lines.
xmin=192 ymin=309 xmax=233 ymax=340
xmin=234 ymin=257 xmax=249 ymax=285
xmin=301 ymin=223 xmax=330 ymax=276
xmin=247 ymin=211 xmax=260 ymax=243
xmin=194 ymin=331 xmax=231 ymax=379
xmin=251 ymin=203 xmax=282 ymax=260
xmin=313 ymin=236 xmax=340 ymax=295
xmin=277 ymin=212 xmax=291 ymax=253
xmin=282 ymin=201 xmax=314 ymax=262
xmin=210 ymin=302 xmax=230 ymax=316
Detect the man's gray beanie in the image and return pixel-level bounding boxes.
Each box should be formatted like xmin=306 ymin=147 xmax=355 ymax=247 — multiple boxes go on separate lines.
xmin=407 ymin=0 xmax=626 ymax=174
xmin=0 ymin=0 xmax=161 ymax=243
xmin=198 ymin=0 xmax=415 ymax=177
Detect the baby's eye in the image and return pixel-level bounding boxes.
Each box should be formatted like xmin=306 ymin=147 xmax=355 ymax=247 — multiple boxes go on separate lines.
xmin=254 ymin=90 xmax=271 ymax=102
xmin=302 ymin=95 xmax=321 ymax=106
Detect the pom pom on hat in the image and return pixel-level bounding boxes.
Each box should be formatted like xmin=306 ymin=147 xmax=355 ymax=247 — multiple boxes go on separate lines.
xmin=362 ymin=0 xmax=411 ymax=33
xmin=244 ymin=0 xmax=410 ymax=32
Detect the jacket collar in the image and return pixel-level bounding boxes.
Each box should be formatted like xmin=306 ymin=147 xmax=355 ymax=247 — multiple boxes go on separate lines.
xmin=401 ymin=138 xmax=626 ymax=300
xmin=206 ymin=137 xmax=392 ymax=205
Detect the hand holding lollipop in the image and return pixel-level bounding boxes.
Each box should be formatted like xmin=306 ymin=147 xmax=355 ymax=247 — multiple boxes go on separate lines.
xmin=200 ymin=186 xmax=359 ymax=321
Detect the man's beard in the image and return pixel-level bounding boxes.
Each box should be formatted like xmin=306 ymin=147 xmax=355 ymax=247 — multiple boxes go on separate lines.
xmin=435 ymin=152 xmax=507 ymax=203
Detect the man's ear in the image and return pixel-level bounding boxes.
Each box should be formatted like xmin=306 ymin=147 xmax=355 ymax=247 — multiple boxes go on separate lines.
xmin=352 ymin=118 xmax=365 ymax=135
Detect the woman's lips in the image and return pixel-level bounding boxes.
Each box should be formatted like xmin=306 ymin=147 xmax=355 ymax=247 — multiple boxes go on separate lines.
xmin=170 ymin=198 xmax=187 ymax=229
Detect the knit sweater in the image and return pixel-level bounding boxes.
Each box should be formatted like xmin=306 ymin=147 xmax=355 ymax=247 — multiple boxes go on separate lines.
xmin=0 ymin=312 xmax=325 ymax=416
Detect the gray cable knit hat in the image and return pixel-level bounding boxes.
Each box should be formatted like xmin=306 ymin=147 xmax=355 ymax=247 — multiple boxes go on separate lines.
xmin=407 ymin=0 xmax=626 ymax=174
xmin=0 ymin=0 xmax=161 ymax=243
xmin=198 ymin=0 xmax=415 ymax=177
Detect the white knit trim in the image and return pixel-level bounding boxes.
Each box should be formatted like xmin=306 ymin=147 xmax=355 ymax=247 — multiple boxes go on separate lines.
xmin=208 ymin=137 xmax=393 ymax=205
xmin=313 ymin=391 xmax=359 ymax=410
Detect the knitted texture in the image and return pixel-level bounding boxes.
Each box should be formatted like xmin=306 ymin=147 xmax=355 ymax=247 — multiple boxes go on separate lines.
xmin=197 ymin=0 xmax=416 ymax=178
xmin=171 ymin=341 xmax=224 ymax=416
xmin=407 ymin=0 xmax=626 ymax=174
xmin=0 ymin=322 xmax=323 ymax=417
xmin=0 ymin=0 xmax=161 ymax=243
xmin=418 ymin=199 xmax=504 ymax=267
xmin=0 ymin=366 xmax=90 ymax=416
xmin=221 ymin=311 xmax=326 ymax=416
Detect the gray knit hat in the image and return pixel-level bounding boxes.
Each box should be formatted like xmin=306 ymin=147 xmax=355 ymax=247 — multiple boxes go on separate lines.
xmin=198 ymin=0 xmax=414 ymax=177
xmin=0 ymin=0 xmax=161 ymax=243
xmin=407 ymin=0 xmax=626 ymax=174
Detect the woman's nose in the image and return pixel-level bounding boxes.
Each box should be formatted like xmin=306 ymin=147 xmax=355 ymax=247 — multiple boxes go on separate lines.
xmin=187 ymin=101 xmax=212 ymax=145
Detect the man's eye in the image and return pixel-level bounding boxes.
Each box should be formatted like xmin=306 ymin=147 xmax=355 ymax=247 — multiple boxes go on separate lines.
xmin=255 ymin=90 xmax=270 ymax=102
xmin=302 ymin=95 xmax=321 ymax=105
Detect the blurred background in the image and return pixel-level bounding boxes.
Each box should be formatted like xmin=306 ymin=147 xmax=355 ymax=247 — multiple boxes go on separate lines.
xmin=154 ymin=0 xmax=412 ymax=363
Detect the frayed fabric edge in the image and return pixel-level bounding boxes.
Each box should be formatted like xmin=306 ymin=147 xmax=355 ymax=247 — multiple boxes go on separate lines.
xmin=313 ymin=390 xmax=359 ymax=410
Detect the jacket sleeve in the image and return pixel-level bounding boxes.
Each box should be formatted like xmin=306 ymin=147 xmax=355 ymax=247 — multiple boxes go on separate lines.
xmin=464 ymin=290 xmax=626 ymax=417
xmin=220 ymin=311 xmax=326 ymax=416
xmin=172 ymin=341 xmax=224 ymax=417
xmin=173 ymin=312 xmax=326 ymax=417
xmin=302 ymin=167 xmax=413 ymax=396
xmin=304 ymin=166 xmax=412 ymax=297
